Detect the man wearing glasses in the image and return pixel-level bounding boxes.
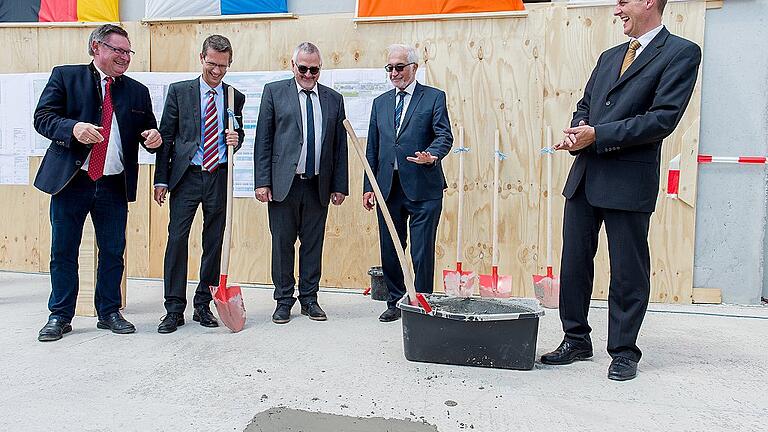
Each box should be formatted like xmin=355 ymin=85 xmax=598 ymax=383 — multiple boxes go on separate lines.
xmin=363 ymin=44 xmax=453 ymax=322
xmin=254 ymin=42 xmax=348 ymax=324
xmin=34 ymin=24 xmax=162 ymax=341
xmin=153 ymin=35 xmax=245 ymax=333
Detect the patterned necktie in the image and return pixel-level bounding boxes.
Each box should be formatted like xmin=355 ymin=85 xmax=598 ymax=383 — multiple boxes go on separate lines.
xmin=302 ymin=89 xmax=315 ymax=178
xmin=620 ymin=40 xmax=642 ymax=77
xmin=394 ymin=91 xmax=407 ymax=133
xmin=87 ymin=76 xmax=113 ymax=181
xmin=202 ymin=89 xmax=220 ymax=172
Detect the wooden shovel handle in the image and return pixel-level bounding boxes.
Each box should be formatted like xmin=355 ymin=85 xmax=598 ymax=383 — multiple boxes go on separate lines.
xmin=343 ymin=119 xmax=418 ymax=304
xmin=546 ymin=126 xmax=553 ymax=268
xmin=456 ymin=126 xmax=465 ymax=264
xmin=492 ymin=129 xmax=500 ymax=267
xmin=220 ymin=86 xmax=235 ymax=275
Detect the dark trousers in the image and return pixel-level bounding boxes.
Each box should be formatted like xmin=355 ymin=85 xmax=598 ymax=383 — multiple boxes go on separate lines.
xmin=48 ymin=171 xmax=127 ymax=322
xmin=378 ymin=172 xmax=443 ymax=309
xmin=559 ymin=182 xmax=652 ymax=362
xmin=268 ymin=176 xmax=328 ymax=307
xmin=163 ymin=166 xmax=226 ymax=314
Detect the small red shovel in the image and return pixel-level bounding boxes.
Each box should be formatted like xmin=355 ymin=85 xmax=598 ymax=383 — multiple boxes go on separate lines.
xmin=479 ymin=129 xmax=513 ymax=298
xmin=209 ymin=86 xmax=246 ymax=332
xmin=443 ymin=126 xmax=478 ymax=297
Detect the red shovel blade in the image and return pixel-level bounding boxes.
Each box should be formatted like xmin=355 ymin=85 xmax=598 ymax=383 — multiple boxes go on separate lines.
xmin=443 ymin=269 xmax=478 ymax=297
xmin=210 ymin=275 xmax=246 ymax=333
xmin=532 ymin=275 xmax=560 ymax=309
xmin=479 ymin=267 xmax=513 ymax=298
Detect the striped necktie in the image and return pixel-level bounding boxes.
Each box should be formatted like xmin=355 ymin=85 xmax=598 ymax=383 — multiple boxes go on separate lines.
xmin=620 ymin=40 xmax=642 ymax=77
xmin=202 ymin=89 xmax=220 ymax=172
xmin=394 ymin=91 xmax=407 ymax=133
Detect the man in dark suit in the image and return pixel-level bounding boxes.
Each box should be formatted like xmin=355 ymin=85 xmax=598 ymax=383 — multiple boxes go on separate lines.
xmin=153 ymin=35 xmax=245 ymax=333
xmin=34 ymin=24 xmax=162 ymax=341
xmin=254 ymin=42 xmax=348 ymax=324
xmin=540 ymin=0 xmax=701 ymax=380
xmin=363 ymin=44 xmax=453 ymax=322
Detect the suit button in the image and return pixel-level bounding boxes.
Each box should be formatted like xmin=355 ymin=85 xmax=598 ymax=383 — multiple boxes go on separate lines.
xmin=75 ymin=160 xmax=82 ymax=166
xmin=605 ymin=101 xmax=611 ymax=106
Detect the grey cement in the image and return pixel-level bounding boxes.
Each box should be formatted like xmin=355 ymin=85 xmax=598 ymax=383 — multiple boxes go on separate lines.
xmin=244 ymin=407 xmax=438 ymax=432
xmin=1 ymin=271 xmax=767 ymax=431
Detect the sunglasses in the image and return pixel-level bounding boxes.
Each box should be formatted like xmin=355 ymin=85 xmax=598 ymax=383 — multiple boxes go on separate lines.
xmin=297 ymin=65 xmax=321 ymax=75
xmin=384 ymin=62 xmax=415 ymax=73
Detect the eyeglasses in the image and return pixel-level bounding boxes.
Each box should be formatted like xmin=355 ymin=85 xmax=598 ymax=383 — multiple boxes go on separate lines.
xmin=296 ymin=65 xmax=321 ymax=75
xmin=384 ymin=62 xmax=415 ymax=73
xmin=99 ymin=41 xmax=135 ymax=57
xmin=204 ymin=60 xmax=229 ymax=71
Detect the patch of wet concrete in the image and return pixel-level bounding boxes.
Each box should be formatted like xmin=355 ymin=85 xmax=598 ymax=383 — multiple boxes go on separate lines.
xmin=244 ymin=407 xmax=439 ymax=432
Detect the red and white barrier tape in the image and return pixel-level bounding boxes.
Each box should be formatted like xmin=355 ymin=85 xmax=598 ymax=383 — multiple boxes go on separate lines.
xmin=667 ymin=153 xmax=767 ymax=199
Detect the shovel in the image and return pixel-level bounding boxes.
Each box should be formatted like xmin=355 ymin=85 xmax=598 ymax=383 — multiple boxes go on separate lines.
xmin=532 ymin=126 xmax=560 ymax=308
xmin=442 ymin=126 xmax=478 ymax=297
xmin=209 ymin=86 xmax=246 ymax=332
xmin=479 ymin=129 xmax=513 ymax=298
xmin=342 ymin=119 xmax=432 ymax=313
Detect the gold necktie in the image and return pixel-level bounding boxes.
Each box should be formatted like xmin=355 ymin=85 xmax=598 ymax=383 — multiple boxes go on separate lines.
xmin=620 ymin=40 xmax=642 ymax=77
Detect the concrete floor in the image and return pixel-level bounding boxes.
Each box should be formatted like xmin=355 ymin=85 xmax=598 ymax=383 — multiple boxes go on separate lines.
xmin=1 ymin=271 xmax=767 ymax=432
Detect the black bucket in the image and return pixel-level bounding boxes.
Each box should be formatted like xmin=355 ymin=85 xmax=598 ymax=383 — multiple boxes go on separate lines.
xmin=367 ymin=266 xmax=388 ymax=301
xmin=398 ymin=295 xmax=544 ymax=370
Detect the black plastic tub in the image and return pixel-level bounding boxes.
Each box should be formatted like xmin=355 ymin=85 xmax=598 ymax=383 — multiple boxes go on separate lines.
xmin=398 ymin=295 xmax=544 ymax=370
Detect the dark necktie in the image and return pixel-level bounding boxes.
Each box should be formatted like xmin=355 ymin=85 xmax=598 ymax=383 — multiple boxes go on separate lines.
xmin=202 ymin=89 xmax=220 ymax=172
xmin=394 ymin=90 xmax=407 ymax=132
xmin=88 ymin=76 xmax=113 ymax=181
xmin=302 ymin=89 xmax=315 ymax=178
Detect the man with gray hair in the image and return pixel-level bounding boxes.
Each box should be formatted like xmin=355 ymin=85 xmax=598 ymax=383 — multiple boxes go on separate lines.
xmin=153 ymin=34 xmax=246 ymax=334
xmin=254 ymin=42 xmax=348 ymax=324
xmin=34 ymin=24 xmax=161 ymax=341
xmin=363 ymin=44 xmax=453 ymax=322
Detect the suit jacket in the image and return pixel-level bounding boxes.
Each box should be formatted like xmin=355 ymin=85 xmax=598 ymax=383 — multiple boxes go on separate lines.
xmin=254 ymin=78 xmax=348 ymax=204
xmin=33 ymin=63 xmax=158 ymax=202
xmin=563 ymin=27 xmax=701 ymax=213
xmin=153 ymin=78 xmax=246 ymax=191
xmin=364 ymin=82 xmax=453 ymax=201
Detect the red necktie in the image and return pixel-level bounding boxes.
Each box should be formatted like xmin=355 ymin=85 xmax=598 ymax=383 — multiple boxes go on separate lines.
xmin=88 ymin=76 xmax=113 ymax=181
xmin=202 ymin=89 xmax=220 ymax=172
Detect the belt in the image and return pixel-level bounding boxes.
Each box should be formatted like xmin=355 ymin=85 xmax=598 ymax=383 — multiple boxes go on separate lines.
xmin=188 ymin=163 xmax=227 ymax=172
xmin=295 ymin=173 xmax=316 ymax=180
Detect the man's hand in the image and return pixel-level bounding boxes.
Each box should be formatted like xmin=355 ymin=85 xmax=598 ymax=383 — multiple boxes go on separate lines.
xmin=142 ymin=129 xmax=162 ymax=149
xmin=154 ymin=186 xmax=168 ymax=206
xmin=330 ymin=192 xmax=346 ymax=206
xmin=225 ymin=129 xmax=238 ymax=147
xmin=406 ymin=151 xmax=438 ymax=164
xmin=255 ymin=186 xmax=272 ymax=203
xmin=73 ymin=122 xmax=104 ymax=145
xmin=554 ymin=120 xmax=594 ymax=151
xmin=362 ymin=191 xmax=376 ymax=211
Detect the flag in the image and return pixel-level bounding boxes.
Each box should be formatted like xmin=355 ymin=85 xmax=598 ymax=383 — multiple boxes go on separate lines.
xmin=0 ymin=0 xmax=119 ymax=23
xmin=145 ymin=0 xmax=287 ymax=19
xmin=357 ymin=0 xmax=524 ymax=18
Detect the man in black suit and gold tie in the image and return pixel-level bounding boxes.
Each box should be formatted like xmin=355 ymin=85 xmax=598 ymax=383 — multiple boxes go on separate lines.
xmin=254 ymin=42 xmax=348 ymax=324
xmin=540 ymin=0 xmax=701 ymax=381
xmin=153 ymin=35 xmax=245 ymax=333
xmin=34 ymin=24 xmax=162 ymax=341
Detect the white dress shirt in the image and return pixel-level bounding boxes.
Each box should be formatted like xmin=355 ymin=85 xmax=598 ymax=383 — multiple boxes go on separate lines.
xmin=82 ymin=64 xmax=124 ymax=175
xmin=631 ymin=24 xmax=664 ymax=58
xmin=393 ymin=79 xmax=418 ymax=170
xmin=296 ymin=79 xmax=323 ymax=176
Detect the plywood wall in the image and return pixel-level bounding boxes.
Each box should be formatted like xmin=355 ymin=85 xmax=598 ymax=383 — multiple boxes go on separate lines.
xmin=0 ymin=2 xmax=706 ymax=304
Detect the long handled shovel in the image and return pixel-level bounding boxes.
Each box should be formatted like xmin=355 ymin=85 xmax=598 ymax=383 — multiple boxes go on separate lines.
xmin=342 ymin=119 xmax=432 ymax=313
xmin=209 ymin=86 xmax=246 ymax=332
xmin=442 ymin=126 xmax=478 ymax=297
xmin=532 ymin=126 xmax=560 ymax=308
xmin=479 ymin=129 xmax=513 ymax=298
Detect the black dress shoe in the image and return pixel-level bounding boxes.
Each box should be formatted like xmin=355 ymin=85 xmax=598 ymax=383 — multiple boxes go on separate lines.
xmin=193 ymin=305 xmax=219 ymax=328
xmin=38 ymin=317 xmax=72 ymax=342
xmin=379 ymin=307 xmax=401 ymax=322
xmin=608 ymin=357 xmax=638 ymax=381
xmin=540 ymin=340 xmax=593 ymax=365
xmin=300 ymin=302 xmax=327 ymax=321
xmin=158 ymin=312 xmax=185 ymax=334
xmin=96 ymin=312 xmax=136 ymax=334
xmin=272 ymin=304 xmax=292 ymax=324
